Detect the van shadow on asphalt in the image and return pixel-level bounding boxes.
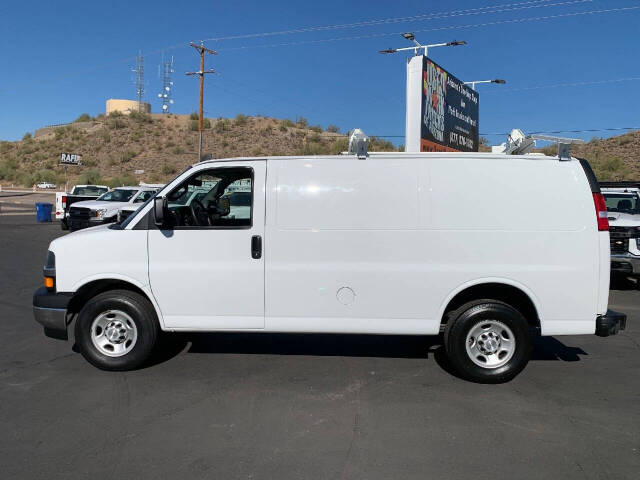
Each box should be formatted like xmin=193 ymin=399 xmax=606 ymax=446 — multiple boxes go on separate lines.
xmin=142 ymin=330 xmax=588 ymax=372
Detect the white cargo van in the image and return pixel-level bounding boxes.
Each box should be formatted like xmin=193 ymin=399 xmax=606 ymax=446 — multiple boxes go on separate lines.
xmin=33 ymin=150 xmax=626 ymax=382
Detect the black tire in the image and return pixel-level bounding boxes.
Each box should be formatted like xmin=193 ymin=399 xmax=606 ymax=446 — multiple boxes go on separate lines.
xmin=444 ymin=300 xmax=532 ymax=383
xmin=60 ymin=220 xmax=68 ymax=230
xmin=75 ymin=290 xmax=159 ymax=371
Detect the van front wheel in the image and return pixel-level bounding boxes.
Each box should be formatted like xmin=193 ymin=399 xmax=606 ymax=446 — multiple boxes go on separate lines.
xmin=444 ymin=300 xmax=531 ymax=383
xmin=75 ymin=290 xmax=159 ymax=371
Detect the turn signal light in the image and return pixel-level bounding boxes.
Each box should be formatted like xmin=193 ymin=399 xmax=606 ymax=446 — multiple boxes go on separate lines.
xmin=44 ymin=277 xmax=55 ymax=290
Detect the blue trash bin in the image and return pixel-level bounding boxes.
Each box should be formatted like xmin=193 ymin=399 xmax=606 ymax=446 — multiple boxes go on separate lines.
xmin=35 ymin=202 xmax=53 ymax=223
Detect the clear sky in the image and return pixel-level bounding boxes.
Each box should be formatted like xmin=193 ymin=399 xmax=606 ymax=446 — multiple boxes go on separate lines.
xmin=1 ymin=0 xmax=639 ymax=145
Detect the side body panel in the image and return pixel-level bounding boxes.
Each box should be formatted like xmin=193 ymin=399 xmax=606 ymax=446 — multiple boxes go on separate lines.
xmin=265 ymin=155 xmax=599 ymax=335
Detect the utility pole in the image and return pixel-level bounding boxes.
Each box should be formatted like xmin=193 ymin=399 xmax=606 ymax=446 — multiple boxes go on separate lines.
xmin=186 ymin=42 xmax=217 ymax=161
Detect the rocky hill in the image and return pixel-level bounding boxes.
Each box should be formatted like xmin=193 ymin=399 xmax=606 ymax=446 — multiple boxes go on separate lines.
xmin=1 ymin=112 xmax=638 ymax=188
xmin=0 ymin=112 xmax=398 ymax=188
xmin=538 ymin=129 xmax=640 ymax=181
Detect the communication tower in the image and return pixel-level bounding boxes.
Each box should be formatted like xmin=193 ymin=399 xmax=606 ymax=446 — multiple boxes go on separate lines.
xmin=133 ymin=51 xmax=145 ymax=112
xmin=158 ymin=54 xmax=175 ymax=113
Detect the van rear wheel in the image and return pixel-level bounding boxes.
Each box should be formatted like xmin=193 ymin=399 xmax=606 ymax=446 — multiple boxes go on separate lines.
xmin=75 ymin=290 xmax=159 ymax=371
xmin=444 ymin=300 xmax=531 ymax=383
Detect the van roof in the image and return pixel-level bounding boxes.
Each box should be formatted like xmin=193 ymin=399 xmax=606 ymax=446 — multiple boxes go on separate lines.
xmin=196 ymin=151 xmax=563 ymax=166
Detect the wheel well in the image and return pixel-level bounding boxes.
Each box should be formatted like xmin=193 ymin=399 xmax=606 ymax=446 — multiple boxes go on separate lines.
xmin=441 ymin=283 xmax=540 ymax=328
xmin=67 ymin=279 xmax=151 ymax=315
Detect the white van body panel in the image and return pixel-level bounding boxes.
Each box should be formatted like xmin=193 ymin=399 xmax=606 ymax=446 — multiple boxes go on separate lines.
xmin=265 ymin=155 xmax=599 ymax=336
xmin=47 ymin=153 xmax=606 ymax=337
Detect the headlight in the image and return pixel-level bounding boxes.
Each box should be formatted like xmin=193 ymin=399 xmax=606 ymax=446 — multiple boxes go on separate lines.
xmin=94 ymin=208 xmax=108 ymax=219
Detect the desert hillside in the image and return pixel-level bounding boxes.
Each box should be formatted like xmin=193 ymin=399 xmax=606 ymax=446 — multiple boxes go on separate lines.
xmin=1 ymin=112 xmax=638 ymax=188
xmin=0 ymin=112 xmax=398 ymax=188
xmin=536 ymin=130 xmax=640 ymax=181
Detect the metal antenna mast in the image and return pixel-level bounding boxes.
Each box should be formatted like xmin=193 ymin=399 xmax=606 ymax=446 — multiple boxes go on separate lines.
xmin=133 ymin=51 xmax=145 ymax=112
xmin=158 ymin=54 xmax=175 ymax=114
xmin=186 ymin=42 xmax=217 ymax=161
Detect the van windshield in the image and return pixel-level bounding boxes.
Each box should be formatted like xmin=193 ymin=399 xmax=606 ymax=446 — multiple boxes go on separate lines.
xmin=97 ymin=189 xmax=137 ymax=202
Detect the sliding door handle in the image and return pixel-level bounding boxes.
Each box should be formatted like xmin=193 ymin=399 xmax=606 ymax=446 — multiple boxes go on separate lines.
xmin=251 ymin=235 xmax=262 ymax=259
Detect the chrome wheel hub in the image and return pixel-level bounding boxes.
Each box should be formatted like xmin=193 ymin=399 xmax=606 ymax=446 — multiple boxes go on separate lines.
xmin=465 ymin=320 xmax=515 ymax=369
xmin=91 ymin=310 xmax=137 ymax=357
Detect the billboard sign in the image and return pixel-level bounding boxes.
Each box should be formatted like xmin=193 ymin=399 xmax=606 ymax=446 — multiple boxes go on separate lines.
xmin=405 ymin=55 xmax=479 ymax=153
xmin=60 ymin=153 xmax=82 ymax=165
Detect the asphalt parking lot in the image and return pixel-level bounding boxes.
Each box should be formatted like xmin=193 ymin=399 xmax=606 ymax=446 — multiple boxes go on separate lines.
xmin=1 ymin=214 xmax=638 ymax=480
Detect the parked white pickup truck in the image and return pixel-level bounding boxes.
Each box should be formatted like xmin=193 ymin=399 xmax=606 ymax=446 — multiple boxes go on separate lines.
xmin=55 ymin=185 xmax=109 ymax=230
xmin=603 ymin=187 xmax=640 ymax=278
xmin=68 ymin=186 xmax=158 ymax=231
xmin=32 ymin=147 xmax=626 ymax=383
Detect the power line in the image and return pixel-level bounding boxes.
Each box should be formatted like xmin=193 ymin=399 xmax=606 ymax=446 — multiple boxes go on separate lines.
xmin=217 ymin=5 xmax=640 ymax=52
xmin=479 ymin=127 xmax=640 ymax=136
xmin=316 ymin=127 xmax=639 ymax=139
xmin=202 ymin=0 xmax=575 ymax=42
xmin=7 ymin=1 xmax=631 ymax=85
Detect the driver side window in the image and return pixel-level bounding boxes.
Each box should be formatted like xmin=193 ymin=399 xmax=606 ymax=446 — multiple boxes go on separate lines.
xmin=165 ymin=167 xmax=253 ymax=229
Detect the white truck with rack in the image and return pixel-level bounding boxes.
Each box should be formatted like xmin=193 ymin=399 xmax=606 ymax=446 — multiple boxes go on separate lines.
xmin=601 ymin=186 xmax=640 ymax=278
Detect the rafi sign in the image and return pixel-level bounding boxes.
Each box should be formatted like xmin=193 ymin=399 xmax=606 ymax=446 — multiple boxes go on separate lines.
xmin=60 ymin=153 xmax=82 ymax=165
xmin=405 ymin=56 xmax=479 ymax=153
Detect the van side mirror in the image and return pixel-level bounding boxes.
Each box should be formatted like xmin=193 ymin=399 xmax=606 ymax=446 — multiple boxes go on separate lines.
xmin=154 ymin=196 xmax=168 ymax=227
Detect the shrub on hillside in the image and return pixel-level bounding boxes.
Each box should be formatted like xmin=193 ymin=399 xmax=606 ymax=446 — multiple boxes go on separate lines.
xmin=128 ymin=111 xmax=152 ymax=123
xmin=107 ymin=117 xmax=126 ymax=130
xmin=281 ymin=119 xmax=295 ymax=128
xmin=189 ymin=118 xmax=211 ymax=131
xmin=296 ymin=117 xmax=308 ymax=128
xmin=215 ymin=119 xmax=230 ymax=133
xmin=162 ymin=163 xmax=177 ymax=175
xmin=22 ymin=132 xmax=32 ymax=141
xmin=121 ymin=150 xmax=137 ymax=163
xmin=190 ymin=112 xmax=199 ymax=120
xmin=310 ymin=125 xmax=323 ymax=133
xmin=369 ymin=136 xmax=397 ymax=152
xmin=0 ymin=141 xmax=12 ymax=154
xmin=234 ymin=114 xmax=248 ymax=126
xmin=107 ymin=173 xmax=137 ymax=188
xmin=78 ymin=169 xmax=103 ymax=185
xmin=326 ymin=124 xmax=340 ymax=134
xmin=74 ymin=113 xmax=92 ymax=123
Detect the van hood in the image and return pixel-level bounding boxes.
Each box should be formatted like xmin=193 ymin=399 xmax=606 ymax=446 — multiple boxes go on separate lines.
xmin=50 ymin=222 xmax=111 ymax=249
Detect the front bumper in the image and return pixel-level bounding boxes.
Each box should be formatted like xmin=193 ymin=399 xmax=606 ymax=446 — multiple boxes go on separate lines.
xmin=33 ymin=286 xmax=73 ymax=340
xmin=611 ymin=252 xmax=640 ymax=276
xmin=69 ymin=218 xmax=106 ymax=231
xmin=595 ymin=309 xmax=627 ymax=337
